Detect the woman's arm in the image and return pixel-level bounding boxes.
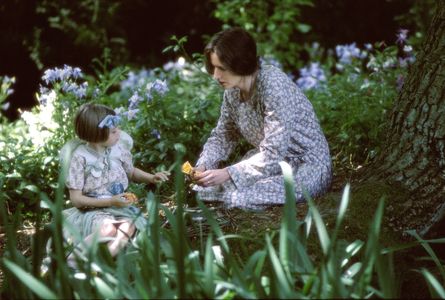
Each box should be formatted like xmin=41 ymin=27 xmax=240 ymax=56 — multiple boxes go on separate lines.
xmin=196 ymin=93 xmax=240 ymax=170
xmin=69 ymin=189 xmax=130 ymax=209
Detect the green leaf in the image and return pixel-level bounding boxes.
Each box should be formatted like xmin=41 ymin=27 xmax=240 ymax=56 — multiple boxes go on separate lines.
xmin=421 ymin=269 xmax=445 ymax=298
xmin=297 ymin=23 xmax=311 ymax=33
xmin=3 ymin=259 xmax=58 ymax=299
xmin=94 ymin=277 xmax=117 ymax=298
xmin=25 ymin=184 xmax=40 ymax=193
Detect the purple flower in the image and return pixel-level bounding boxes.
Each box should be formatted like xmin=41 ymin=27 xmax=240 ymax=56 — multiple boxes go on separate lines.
xmin=146 ymin=79 xmax=169 ymax=99
xmin=128 ymin=92 xmax=143 ymax=109
xmin=72 ymin=67 xmax=83 ymax=79
xmin=42 ymin=69 xmax=59 ymax=84
xmin=296 ymin=62 xmax=326 ymax=91
xmin=335 ymin=43 xmax=366 ymax=64
xmin=396 ymin=29 xmax=409 ymax=45
xmin=42 ymin=65 xmax=83 ymax=84
xmin=152 ymin=79 xmax=169 ymax=95
xmin=163 ymin=57 xmax=186 ymax=71
xmin=120 ymin=69 xmax=151 ymax=90
xmin=296 ymin=77 xmax=318 ymax=91
xmin=125 ymin=109 xmax=140 ymax=120
xmin=398 ymin=56 xmax=416 ymax=68
xmin=1 ymin=102 xmax=10 ymax=111
xmin=73 ymin=82 xmax=88 ymax=99
xmin=364 ymin=43 xmax=373 ymax=51
xmin=261 ymin=56 xmax=282 ymax=69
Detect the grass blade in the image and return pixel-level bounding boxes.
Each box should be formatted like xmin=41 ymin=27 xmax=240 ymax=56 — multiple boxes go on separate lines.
xmin=421 ymin=268 xmax=445 ymax=298
xmin=3 ymin=259 xmax=58 ymax=299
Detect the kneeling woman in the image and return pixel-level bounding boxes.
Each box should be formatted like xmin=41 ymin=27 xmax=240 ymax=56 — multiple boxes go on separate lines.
xmin=193 ymin=27 xmax=332 ymax=209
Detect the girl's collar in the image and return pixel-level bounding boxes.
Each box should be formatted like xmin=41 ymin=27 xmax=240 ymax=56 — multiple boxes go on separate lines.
xmin=85 ymin=142 xmax=110 ymax=156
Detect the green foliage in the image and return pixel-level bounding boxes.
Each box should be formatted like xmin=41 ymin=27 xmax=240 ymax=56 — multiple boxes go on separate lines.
xmin=0 ymin=76 xmax=15 ymax=109
xmin=302 ymin=42 xmax=411 ymax=168
xmin=1 ymin=160 xmax=444 ymax=298
xmin=114 ymin=62 xmax=221 ymax=173
xmin=212 ymin=0 xmax=314 ymax=69
xmin=395 ymin=0 xmax=437 ymax=44
xmin=31 ymin=0 xmax=126 ymax=69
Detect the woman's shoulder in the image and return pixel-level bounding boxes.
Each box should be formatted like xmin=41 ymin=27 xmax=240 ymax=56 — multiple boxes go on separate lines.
xmin=259 ymin=64 xmax=290 ymax=84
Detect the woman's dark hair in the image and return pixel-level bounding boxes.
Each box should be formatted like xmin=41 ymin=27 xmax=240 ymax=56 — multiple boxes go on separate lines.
xmin=204 ymin=27 xmax=259 ymax=76
xmin=74 ymin=103 xmax=115 ymax=143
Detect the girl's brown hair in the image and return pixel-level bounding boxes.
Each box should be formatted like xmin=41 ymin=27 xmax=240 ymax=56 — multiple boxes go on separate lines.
xmin=204 ymin=27 xmax=259 ymax=76
xmin=74 ymin=103 xmax=115 ymax=143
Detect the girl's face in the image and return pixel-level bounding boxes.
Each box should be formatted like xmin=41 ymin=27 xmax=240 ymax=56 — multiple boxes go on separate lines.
xmin=102 ymin=127 xmax=120 ymax=147
xmin=210 ymin=52 xmax=242 ymax=89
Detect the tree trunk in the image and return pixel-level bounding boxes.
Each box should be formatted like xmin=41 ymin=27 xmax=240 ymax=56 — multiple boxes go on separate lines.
xmin=367 ymin=1 xmax=445 ymax=237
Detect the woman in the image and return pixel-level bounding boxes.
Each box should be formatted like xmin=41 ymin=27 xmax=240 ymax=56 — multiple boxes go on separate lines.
xmin=193 ymin=27 xmax=332 ymax=209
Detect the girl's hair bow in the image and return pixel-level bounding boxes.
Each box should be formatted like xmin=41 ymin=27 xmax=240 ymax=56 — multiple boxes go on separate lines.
xmin=98 ymin=115 xmax=121 ymax=128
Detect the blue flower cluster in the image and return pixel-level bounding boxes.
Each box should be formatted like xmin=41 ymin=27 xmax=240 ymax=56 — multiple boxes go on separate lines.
xmin=296 ymin=62 xmax=327 ymax=91
xmin=40 ymin=65 xmax=87 ymax=102
xmin=146 ymin=79 xmax=169 ymax=100
xmin=335 ymin=43 xmax=367 ymax=65
xmin=120 ymin=69 xmax=152 ymax=91
xmin=42 ymin=65 xmax=83 ymax=84
xmin=117 ymin=70 xmax=170 ymax=137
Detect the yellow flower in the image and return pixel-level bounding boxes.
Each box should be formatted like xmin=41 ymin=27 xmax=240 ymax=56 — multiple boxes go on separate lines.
xmin=181 ymin=161 xmax=193 ymax=175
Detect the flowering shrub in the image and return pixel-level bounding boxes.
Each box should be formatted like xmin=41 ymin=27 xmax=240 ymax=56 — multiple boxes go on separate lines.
xmin=0 ymin=57 xmax=224 ymax=213
xmin=294 ymin=29 xmax=416 ymax=169
xmin=108 ymin=57 xmax=222 ymax=180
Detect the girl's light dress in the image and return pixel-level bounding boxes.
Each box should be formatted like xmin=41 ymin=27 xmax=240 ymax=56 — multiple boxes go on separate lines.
xmin=61 ymin=132 xmax=146 ymax=243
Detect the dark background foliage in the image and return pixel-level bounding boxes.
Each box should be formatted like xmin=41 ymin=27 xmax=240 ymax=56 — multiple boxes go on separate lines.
xmin=0 ymin=0 xmax=431 ymax=121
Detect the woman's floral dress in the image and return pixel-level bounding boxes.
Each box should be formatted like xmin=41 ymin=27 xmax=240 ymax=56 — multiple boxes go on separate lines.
xmin=61 ymin=131 xmax=146 ymax=243
xmin=194 ymin=64 xmax=332 ymax=209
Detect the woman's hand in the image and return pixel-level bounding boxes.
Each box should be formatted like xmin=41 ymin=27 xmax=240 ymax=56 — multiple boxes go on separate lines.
xmin=151 ymin=171 xmax=170 ymax=183
xmin=191 ymin=165 xmax=205 ymax=181
xmin=194 ymin=168 xmax=230 ymax=187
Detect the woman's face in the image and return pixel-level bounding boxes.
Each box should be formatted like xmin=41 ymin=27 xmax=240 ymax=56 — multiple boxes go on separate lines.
xmin=210 ymin=52 xmax=242 ymax=89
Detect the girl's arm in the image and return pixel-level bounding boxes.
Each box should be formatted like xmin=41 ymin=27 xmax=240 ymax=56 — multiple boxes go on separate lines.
xmin=130 ymin=167 xmax=170 ymax=184
xmin=69 ymin=189 xmax=129 ymax=209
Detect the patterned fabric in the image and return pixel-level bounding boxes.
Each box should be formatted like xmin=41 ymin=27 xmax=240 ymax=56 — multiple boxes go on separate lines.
xmin=62 ymin=131 xmax=146 ymax=242
xmin=66 ymin=131 xmax=134 ymax=196
xmin=194 ymin=64 xmax=332 ymax=209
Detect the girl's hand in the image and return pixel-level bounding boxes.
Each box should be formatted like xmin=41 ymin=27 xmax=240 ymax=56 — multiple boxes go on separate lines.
xmin=110 ymin=194 xmax=131 ymax=207
xmin=195 ymin=168 xmax=230 ymax=187
xmin=152 ymin=171 xmax=170 ymax=183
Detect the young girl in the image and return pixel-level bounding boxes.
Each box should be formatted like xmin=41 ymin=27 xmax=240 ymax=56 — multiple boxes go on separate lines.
xmin=62 ymin=103 xmax=169 ymax=257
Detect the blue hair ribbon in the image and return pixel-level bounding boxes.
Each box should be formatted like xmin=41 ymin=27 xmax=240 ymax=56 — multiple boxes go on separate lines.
xmin=98 ymin=115 xmax=121 ymax=128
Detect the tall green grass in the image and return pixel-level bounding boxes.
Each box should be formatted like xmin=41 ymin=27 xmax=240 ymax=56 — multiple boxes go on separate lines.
xmin=1 ymin=154 xmax=444 ymax=298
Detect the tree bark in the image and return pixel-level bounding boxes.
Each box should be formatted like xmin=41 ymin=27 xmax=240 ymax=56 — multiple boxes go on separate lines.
xmin=367 ymin=2 xmax=445 ymax=237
